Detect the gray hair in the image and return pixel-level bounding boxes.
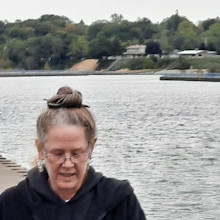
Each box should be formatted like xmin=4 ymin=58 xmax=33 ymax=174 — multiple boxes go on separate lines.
xmin=36 ymin=86 xmax=96 ymax=146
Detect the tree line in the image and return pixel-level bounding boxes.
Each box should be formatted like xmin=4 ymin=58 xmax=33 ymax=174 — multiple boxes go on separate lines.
xmin=0 ymin=13 xmax=219 ymax=70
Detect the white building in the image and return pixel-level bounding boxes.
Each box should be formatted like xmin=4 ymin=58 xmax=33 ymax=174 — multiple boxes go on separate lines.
xmin=178 ymin=49 xmax=217 ymax=57
xmin=123 ymin=45 xmax=146 ymax=57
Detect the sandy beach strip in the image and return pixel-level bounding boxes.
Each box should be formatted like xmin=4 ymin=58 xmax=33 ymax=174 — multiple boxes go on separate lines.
xmin=0 ymin=155 xmax=27 ymax=194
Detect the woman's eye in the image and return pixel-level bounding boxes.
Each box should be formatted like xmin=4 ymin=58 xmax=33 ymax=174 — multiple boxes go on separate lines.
xmin=51 ymin=151 xmax=63 ymax=156
xmin=72 ymin=153 xmax=81 ymax=157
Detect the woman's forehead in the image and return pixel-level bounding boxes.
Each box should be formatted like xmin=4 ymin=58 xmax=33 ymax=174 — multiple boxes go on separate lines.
xmin=47 ymin=125 xmax=86 ymax=137
xmin=45 ymin=125 xmax=87 ymax=144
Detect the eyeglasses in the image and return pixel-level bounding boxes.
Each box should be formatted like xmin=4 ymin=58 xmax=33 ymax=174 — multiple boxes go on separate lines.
xmin=43 ymin=149 xmax=91 ymax=164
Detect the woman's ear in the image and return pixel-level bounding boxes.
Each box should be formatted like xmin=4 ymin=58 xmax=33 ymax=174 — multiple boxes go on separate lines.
xmin=90 ymin=137 xmax=97 ymax=151
xmin=35 ymin=139 xmax=44 ymax=159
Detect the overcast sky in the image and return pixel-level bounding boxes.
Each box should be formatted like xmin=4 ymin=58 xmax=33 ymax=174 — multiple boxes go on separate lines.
xmin=0 ymin=0 xmax=219 ymax=24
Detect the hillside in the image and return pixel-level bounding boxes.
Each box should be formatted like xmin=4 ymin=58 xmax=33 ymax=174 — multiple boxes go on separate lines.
xmin=70 ymin=59 xmax=98 ymax=71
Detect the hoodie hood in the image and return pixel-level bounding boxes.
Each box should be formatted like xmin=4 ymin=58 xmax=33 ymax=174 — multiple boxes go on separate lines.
xmin=16 ymin=166 xmax=134 ymax=219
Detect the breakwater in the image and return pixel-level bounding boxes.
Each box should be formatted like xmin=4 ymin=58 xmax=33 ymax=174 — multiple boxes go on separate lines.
xmin=0 ymin=155 xmax=27 ymax=193
xmin=160 ymin=73 xmax=220 ymax=82
xmin=0 ymin=155 xmax=27 ymax=176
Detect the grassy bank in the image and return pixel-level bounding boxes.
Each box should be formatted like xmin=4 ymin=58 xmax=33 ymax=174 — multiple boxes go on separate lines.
xmin=187 ymin=57 xmax=220 ymax=72
xmin=102 ymin=57 xmax=220 ymax=73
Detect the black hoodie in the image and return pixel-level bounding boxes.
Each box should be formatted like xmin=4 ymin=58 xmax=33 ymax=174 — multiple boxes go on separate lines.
xmin=0 ymin=166 xmax=146 ymax=220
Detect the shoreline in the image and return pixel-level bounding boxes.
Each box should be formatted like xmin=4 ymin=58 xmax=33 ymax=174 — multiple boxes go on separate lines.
xmin=0 ymin=70 xmax=157 ymax=77
xmin=0 ymin=68 xmax=219 ymax=77
xmin=0 ymin=155 xmax=27 ymax=193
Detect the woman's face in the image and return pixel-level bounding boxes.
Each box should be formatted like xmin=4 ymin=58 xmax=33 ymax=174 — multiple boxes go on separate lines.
xmin=36 ymin=125 xmax=93 ymax=199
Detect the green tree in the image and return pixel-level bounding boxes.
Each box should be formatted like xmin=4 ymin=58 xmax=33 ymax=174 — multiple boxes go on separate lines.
xmin=63 ymin=23 xmax=75 ymax=34
xmin=174 ymin=20 xmax=198 ymax=50
xmin=38 ymin=34 xmax=66 ymax=69
xmin=110 ymin=37 xmax=124 ymax=56
xmin=0 ymin=21 xmax=5 ymax=34
xmin=156 ymin=28 xmax=172 ymax=54
xmin=35 ymin=21 xmax=54 ymax=36
xmin=199 ymin=18 xmax=219 ymax=31
xmin=74 ymin=21 xmax=88 ymax=35
xmin=136 ymin=17 xmax=157 ymax=41
xmin=202 ymin=22 xmax=220 ymax=53
xmin=111 ymin=13 xmax=124 ymax=23
xmin=6 ymin=39 xmax=27 ymax=67
xmin=177 ymin=20 xmax=196 ymax=36
xmin=146 ymin=41 xmax=162 ymax=55
xmin=7 ymin=26 xmax=34 ymax=39
xmin=69 ymin=35 xmax=88 ymax=60
xmin=157 ymin=14 xmax=188 ymax=52
xmin=87 ymin=21 xmax=107 ymax=40
xmin=162 ymin=13 xmax=186 ymax=32
xmin=88 ymin=34 xmax=112 ymax=59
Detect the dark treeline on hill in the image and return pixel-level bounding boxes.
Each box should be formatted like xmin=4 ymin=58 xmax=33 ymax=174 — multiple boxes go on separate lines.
xmin=0 ymin=13 xmax=220 ymax=70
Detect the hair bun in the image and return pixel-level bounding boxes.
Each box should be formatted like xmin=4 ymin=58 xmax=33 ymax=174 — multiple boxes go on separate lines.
xmin=47 ymin=86 xmax=89 ymax=109
xmin=57 ymin=86 xmax=73 ymax=95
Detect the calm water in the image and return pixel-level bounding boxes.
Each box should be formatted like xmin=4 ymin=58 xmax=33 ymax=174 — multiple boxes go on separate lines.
xmin=0 ymin=75 xmax=220 ymax=219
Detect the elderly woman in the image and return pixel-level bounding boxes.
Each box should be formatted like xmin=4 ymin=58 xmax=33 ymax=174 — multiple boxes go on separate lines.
xmin=0 ymin=86 xmax=146 ymax=219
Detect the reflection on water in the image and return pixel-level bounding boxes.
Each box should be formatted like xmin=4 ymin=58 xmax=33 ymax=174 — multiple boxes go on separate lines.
xmin=0 ymin=75 xmax=220 ymax=219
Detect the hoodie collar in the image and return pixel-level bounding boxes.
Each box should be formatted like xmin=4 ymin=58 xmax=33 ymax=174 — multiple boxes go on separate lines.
xmin=71 ymin=166 xmax=103 ymax=201
xmin=27 ymin=166 xmax=103 ymax=203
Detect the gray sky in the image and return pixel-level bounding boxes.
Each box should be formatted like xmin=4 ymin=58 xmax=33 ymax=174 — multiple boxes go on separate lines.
xmin=0 ymin=0 xmax=219 ymax=24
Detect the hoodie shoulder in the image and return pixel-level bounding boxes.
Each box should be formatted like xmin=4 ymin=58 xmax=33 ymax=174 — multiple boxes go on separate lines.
xmin=1 ymin=181 xmax=38 ymax=219
xmin=99 ymin=176 xmax=133 ymax=196
xmin=95 ymin=175 xmax=134 ymax=209
xmin=96 ymin=176 xmax=146 ymax=219
xmin=0 ymin=179 xmax=26 ymax=202
xmin=0 ymin=179 xmax=32 ymax=219
xmin=87 ymin=167 xmax=133 ymax=200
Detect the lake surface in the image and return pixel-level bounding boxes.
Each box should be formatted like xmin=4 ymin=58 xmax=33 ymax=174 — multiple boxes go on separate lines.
xmin=0 ymin=75 xmax=220 ymax=219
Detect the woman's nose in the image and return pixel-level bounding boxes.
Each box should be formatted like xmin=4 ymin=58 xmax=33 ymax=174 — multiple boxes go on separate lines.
xmin=61 ymin=156 xmax=75 ymax=167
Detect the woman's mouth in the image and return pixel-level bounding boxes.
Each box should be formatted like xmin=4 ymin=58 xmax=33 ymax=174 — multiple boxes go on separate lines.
xmin=59 ymin=173 xmax=75 ymax=181
xmin=61 ymin=173 xmax=74 ymax=177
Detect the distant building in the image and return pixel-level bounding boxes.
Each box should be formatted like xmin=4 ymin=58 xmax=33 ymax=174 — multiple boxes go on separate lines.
xmin=178 ymin=49 xmax=217 ymax=57
xmin=168 ymin=49 xmax=180 ymax=58
xmin=123 ymin=45 xmax=146 ymax=57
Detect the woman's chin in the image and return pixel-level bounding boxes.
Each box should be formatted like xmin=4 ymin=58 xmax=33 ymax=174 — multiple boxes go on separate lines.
xmin=55 ymin=174 xmax=80 ymax=191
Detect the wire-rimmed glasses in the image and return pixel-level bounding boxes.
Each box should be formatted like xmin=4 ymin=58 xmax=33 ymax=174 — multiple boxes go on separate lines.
xmin=43 ymin=148 xmax=91 ymax=164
